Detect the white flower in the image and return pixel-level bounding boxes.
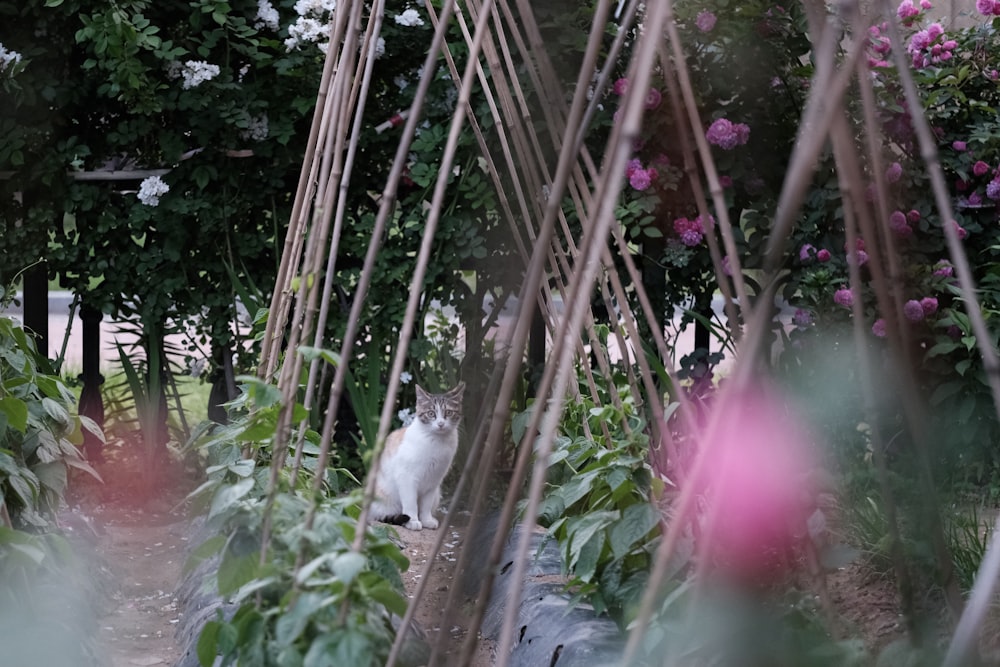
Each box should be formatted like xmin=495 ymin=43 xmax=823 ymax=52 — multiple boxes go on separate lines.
xmin=393 ymin=75 xmax=409 ymax=91
xmin=0 ymin=43 xmax=23 ymax=74
xmin=179 ymin=60 xmax=220 ymax=89
xmin=397 ymin=408 xmax=414 ymax=426
xmin=240 ymin=113 xmax=269 ymax=142
xmin=395 ymin=8 xmax=424 ymax=26
xmin=374 ymin=36 xmax=386 ymax=58
xmin=254 ymin=0 xmax=280 ymax=31
xmin=285 ymin=0 xmax=336 ymax=51
xmin=137 ymin=176 xmax=169 ymax=207
xmin=400 ymin=371 xmax=413 ymax=384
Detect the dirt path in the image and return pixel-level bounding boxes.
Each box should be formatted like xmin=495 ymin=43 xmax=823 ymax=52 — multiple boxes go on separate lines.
xmin=68 ymin=451 xmax=494 ymax=667
xmin=66 ymin=452 xmax=192 ymax=667
xmin=394 ymin=522 xmax=496 ymax=666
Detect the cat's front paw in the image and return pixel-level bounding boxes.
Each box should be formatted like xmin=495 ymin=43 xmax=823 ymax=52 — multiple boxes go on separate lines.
xmin=404 ymin=519 xmax=423 ymax=531
xmin=421 ymin=516 xmax=439 ymax=530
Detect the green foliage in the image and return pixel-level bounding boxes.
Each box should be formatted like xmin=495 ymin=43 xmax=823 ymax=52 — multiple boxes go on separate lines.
xmin=523 ymin=369 xmax=658 ymax=627
xmin=0 ymin=313 xmax=102 ymax=528
xmin=184 ymin=375 xmax=411 ymax=666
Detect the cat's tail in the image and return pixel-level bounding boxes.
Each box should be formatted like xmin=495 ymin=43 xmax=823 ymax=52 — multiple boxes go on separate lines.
xmin=378 ymin=514 xmax=410 ymax=526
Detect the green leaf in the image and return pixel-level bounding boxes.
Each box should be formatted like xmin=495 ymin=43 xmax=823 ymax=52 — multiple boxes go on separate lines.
xmin=218 ymin=546 xmax=259 ymax=597
xmin=331 ymin=551 xmax=366 ymax=584
xmin=197 ymin=620 xmax=221 ymax=667
xmin=0 ymin=396 xmax=28 ymax=432
xmin=276 ymin=592 xmax=329 ymax=646
xmin=609 ymin=502 xmax=660 ymax=560
xmin=209 ymin=477 xmax=256 ymax=519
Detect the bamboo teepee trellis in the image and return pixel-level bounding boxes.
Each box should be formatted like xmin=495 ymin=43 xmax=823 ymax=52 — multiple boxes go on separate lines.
xmin=251 ymin=0 xmax=1000 ymax=664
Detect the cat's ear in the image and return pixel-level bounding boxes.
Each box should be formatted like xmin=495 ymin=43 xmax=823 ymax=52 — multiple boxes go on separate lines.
xmin=448 ymin=381 xmax=466 ymax=399
xmin=415 ymin=384 xmax=431 ymax=401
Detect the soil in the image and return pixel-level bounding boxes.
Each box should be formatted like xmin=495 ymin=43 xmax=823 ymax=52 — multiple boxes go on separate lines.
xmin=393 ymin=520 xmax=496 ymax=666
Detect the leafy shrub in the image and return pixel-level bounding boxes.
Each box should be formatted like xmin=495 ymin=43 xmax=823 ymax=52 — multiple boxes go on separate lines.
xmin=0 ymin=309 xmax=102 ymax=527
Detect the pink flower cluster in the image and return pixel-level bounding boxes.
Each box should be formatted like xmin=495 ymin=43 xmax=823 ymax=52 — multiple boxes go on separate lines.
xmin=897 ymin=0 xmax=932 ymax=25
xmin=871 ymin=297 xmax=938 ymax=337
xmin=976 ymin=0 xmax=1000 ymax=15
xmin=907 ymin=22 xmax=957 ymax=68
xmin=867 ymin=23 xmax=892 ymax=69
xmin=889 ymin=208 xmax=920 ymax=238
xmin=673 ymin=214 xmax=714 ymax=247
xmin=625 ymin=158 xmax=658 ymax=191
xmin=705 ymin=118 xmax=750 ymax=150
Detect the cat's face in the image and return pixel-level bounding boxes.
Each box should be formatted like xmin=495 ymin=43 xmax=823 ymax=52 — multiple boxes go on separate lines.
xmin=414 ymin=382 xmax=465 ymax=433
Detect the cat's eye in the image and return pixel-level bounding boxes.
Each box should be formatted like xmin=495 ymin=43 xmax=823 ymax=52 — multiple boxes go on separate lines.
xmin=445 ymin=410 xmax=458 ymax=419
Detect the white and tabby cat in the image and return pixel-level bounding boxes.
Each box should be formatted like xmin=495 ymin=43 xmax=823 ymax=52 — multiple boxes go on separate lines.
xmin=370 ymin=382 xmax=465 ymax=531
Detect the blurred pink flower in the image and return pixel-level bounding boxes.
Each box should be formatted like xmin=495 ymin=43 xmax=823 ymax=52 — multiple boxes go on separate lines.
xmin=886 ymin=161 xmax=903 ymax=183
xmin=974 ymin=160 xmax=991 ymax=177
xmin=612 ymin=77 xmax=629 ymax=95
xmin=904 ymin=299 xmax=925 ymax=322
xmin=834 ymin=287 xmax=854 ymax=308
xmin=872 ymin=318 xmax=887 ymax=337
xmin=692 ymin=385 xmax=818 ymax=581
xmin=920 ymin=296 xmax=939 ymax=316
xmin=952 ymin=140 xmax=967 ymax=151
xmin=696 ymin=10 xmax=717 ymax=32
xmin=817 ymin=249 xmax=831 ymax=262
xmin=645 ymin=87 xmax=663 ymax=110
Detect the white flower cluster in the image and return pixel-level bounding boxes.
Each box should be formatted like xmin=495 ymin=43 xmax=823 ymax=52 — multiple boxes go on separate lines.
xmin=254 ymin=0 xmax=280 ymax=31
xmin=285 ymin=0 xmax=337 ymax=51
xmin=395 ymin=8 xmax=424 ymax=26
xmin=0 ymin=43 xmax=23 ymax=74
xmin=397 ymin=408 xmax=415 ymax=426
xmin=240 ymin=113 xmax=270 ymax=142
xmin=165 ymin=59 xmax=221 ymax=89
xmin=137 ymin=176 xmax=169 ymax=207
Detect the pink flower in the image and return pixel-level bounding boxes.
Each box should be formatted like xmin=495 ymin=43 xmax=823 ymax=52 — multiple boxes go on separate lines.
xmin=629 ymin=168 xmax=652 ymax=191
xmin=848 ymin=249 xmax=870 ymax=266
xmin=645 ymin=88 xmax=663 ymax=110
xmin=977 ymin=0 xmax=997 ymax=15
xmin=897 ymin=0 xmax=921 ymax=21
xmin=799 ymin=244 xmax=815 ymax=261
xmin=872 ymin=319 xmax=887 ymax=338
xmin=889 ymin=210 xmax=912 ymax=238
xmin=706 ymin=118 xmax=751 ymax=150
xmin=834 ymin=287 xmax=854 ymax=308
xmin=673 ymin=217 xmax=704 ymax=246
xmin=886 ymin=162 xmax=903 ymax=183
xmin=903 ymin=299 xmax=925 ymax=322
xmin=719 ymin=175 xmax=733 ymax=188
xmin=696 ymin=10 xmax=717 ymax=32
xmin=613 ymin=77 xmax=629 ymax=95
xmin=920 ymin=296 xmax=939 ymax=316
xmin=817 ymin=249 xmax=831 ymax=262
xmin=952 ymin=140 xmax=967 ymax=151
xmin=626 ymin=158 xmax=642 ymax=177
xmin=691 ymin=384 xmax=818 ymax=582
xmin=933 ymin=260 xmax=954 ymax=277
xmin=907 ymin=209 xmax=921 ymax=223
xmin=950 ymin=220 xmax=968 ymax=240
xmin=793 ymin=309 xmax=813 ymax=327
xmin=987 ymin=179 xmax=1000 ymax=200
xmin=974 ymin=160 xmax=991 ymax=177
